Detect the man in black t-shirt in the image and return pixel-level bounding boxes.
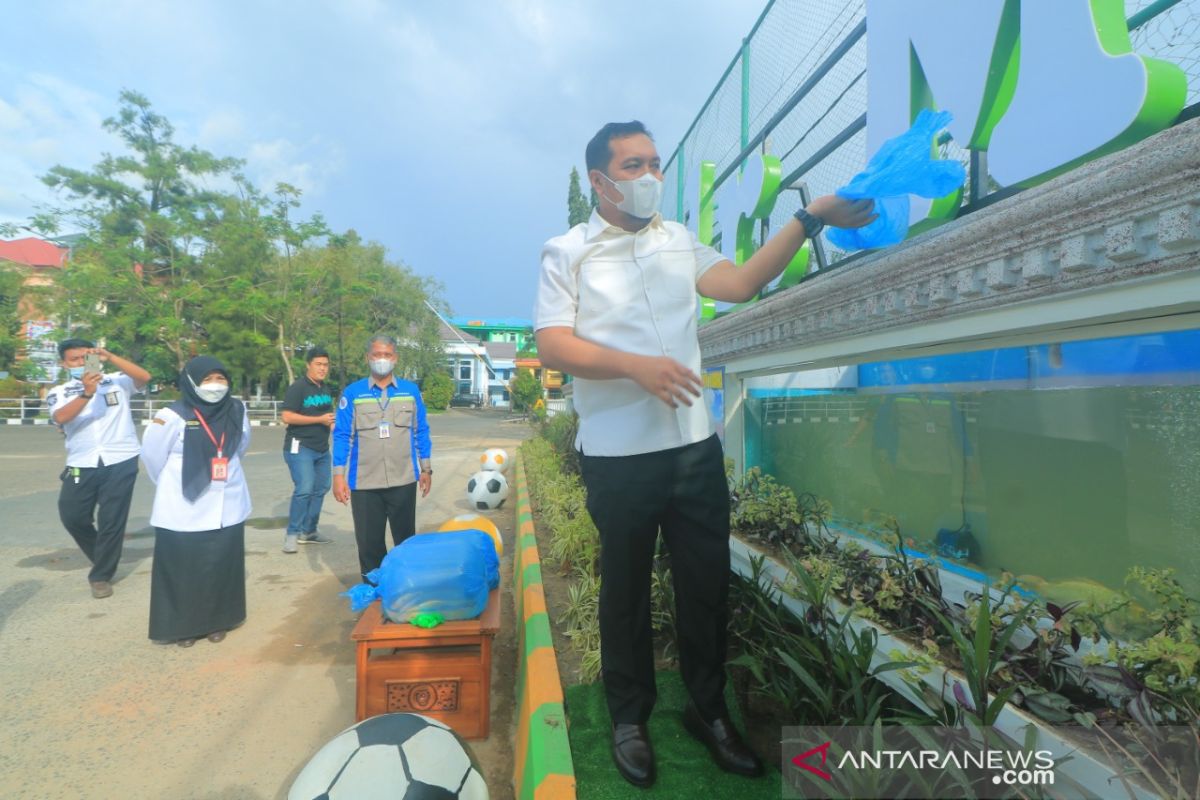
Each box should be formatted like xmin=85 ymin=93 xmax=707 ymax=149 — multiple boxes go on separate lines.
xmin=280 ymin=347 xmax=337 ymax=553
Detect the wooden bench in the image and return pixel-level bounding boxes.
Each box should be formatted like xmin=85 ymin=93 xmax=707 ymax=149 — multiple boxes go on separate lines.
xmin=351 ymin=589 xmax=500 ymax=740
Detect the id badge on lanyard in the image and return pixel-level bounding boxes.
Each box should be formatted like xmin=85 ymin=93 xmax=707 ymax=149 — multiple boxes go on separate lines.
xmin=194 ymin=410 xmax=229 ymax=481
xmin=377 ymin=388 xmax=391 ymax=439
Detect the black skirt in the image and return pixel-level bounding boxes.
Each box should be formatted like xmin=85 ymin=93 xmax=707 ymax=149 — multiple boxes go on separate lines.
xmin=149 ymin=523 xmax=246 ymax=641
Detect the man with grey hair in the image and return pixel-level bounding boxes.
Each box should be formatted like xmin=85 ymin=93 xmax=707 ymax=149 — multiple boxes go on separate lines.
xmin=332 ymin=334 xmax=433 ymax=580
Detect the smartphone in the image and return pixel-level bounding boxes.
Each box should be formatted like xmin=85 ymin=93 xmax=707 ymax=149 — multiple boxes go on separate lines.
xmin=84 ymin=353 xmax=103 ymax=375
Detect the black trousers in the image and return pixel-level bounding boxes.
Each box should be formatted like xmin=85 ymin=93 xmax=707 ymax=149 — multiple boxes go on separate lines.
xmin=350 ymin=483 xmax=417 ymax=580
xmin=581 ymin=434 xmax=731 ymax=725
xmin=57 ymin=455 xmax=139 ymax=583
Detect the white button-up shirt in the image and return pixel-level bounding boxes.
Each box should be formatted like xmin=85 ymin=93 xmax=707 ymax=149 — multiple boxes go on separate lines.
xmin=141 ymin=405 xmax=253 ymax=531
xmin=535 ymin=209 xmax=725 ymax=457
xmin=45 ymin=373 xmax=142 ymax=468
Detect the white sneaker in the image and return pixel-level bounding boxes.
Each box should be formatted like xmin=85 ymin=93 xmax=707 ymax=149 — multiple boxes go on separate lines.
xmin=283 ymin=534 xmax=299 ymax=554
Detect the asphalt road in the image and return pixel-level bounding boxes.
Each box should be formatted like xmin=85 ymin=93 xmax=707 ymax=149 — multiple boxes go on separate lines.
xmin=0 ymin=409 xmax=530 ymax=799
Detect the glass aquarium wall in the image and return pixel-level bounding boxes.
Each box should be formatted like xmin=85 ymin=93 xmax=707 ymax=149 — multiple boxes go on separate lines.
xmin=743 ymin=329 xmax=1200 ymax=599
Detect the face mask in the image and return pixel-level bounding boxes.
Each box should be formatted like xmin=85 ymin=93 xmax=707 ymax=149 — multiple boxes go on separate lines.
xmin=68 ymin=366 xmax=86 ymax=379
xmin=196 ymin=382 xmax=229 ymax=403
xmin=370 ymin=358 xmax=395 ymax=376
xmin=187 ymin=372 xmax=229 ymax=403
xmin=601 ymin=172 xmax=663 ymax=219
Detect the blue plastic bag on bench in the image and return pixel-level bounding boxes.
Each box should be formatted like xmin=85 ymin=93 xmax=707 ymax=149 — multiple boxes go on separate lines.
xmin=826 ymin=109 xmax=966 ymax=251
xmin=376 ymin=530 xmax=499 ymax=623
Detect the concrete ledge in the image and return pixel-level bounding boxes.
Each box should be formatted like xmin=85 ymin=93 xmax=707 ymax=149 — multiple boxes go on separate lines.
xmin=511 ymin=455 xmax=577 ymax=800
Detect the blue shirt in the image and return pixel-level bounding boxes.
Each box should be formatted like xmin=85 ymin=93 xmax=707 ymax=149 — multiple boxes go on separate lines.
xmin=332 ymin=376 xmax=431 ymax=490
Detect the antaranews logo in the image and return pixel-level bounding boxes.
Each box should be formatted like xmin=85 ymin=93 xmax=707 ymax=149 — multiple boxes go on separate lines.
xmin=783 ymin=727 xmax=1058 ymax=799
xmin=791 ymin=741 xmax=832 ymax=782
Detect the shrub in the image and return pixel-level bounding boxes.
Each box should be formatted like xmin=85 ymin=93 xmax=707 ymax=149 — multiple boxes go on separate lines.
xmin=510 ymin=369 xmax=542 ymax=412
xmin=522 ymin=427 xmax=678 ymax=684
xmin=538 ymin=411 xmax=579 ymax=475
xmin=420 ymin=370 xmax=453 ymax=410
xmin=0 ymin=375 xmax=41 ymax=398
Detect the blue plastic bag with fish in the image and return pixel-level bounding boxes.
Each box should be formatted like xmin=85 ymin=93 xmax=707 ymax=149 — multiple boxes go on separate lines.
xmin=826 ymin=109 xmax=966 ymax=250
xmin=340 ymin=529 xmax=499 ymax=622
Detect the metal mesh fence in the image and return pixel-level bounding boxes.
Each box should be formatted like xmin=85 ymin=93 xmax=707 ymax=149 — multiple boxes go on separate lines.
xmin=663 ymin=0 xmax=1200 ymax=277
xmin=1130 ymin=0 xmax=1200 ymax=104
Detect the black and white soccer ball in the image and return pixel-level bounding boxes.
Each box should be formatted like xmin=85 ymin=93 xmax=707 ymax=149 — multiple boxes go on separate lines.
xmin=289 ymin=713 xmax=489 ymax=799
xmin=466 ymin=470 xmax=508 ymax=510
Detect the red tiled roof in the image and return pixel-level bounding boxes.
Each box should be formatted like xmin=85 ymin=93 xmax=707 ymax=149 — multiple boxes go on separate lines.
xmin=0 ymin=237 xmax=69 ymax=269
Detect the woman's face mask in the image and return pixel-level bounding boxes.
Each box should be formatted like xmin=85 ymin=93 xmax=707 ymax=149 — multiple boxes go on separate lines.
xmin=188 ymin=372 xmax=229 ymax=403
xmin=196 ymin=382 xmax=229 ymax=403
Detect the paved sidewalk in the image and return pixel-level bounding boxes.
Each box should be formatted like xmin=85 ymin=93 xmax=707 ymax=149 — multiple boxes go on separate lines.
xmin=0 ymin=410 xmax=529 ymax=799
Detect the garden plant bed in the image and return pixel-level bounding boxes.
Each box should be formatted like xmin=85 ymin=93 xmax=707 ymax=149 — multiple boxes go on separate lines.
xmin=723 ymin=467 xmax=1200 ymax=798
xmin=522 ymin=418 xmax=1199 ymax=798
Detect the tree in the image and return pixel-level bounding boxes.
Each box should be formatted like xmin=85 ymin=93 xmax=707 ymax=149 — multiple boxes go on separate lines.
xmin=510 ymin=368 xmax=543 ymax=412
xmin=255 ymin=183 xmax=330 ymax=385
xmin=41 ymin=90 xmax=243 ymax=374
xmin=307 ymin=231 xmax=445 ymax=389
xmin=568 ymin=167 xmax=591 ymax=227
xmin=0 ymin=266 xmax=23 ymax=370
xmin=24 ymin=90 xmax=446 ymax=397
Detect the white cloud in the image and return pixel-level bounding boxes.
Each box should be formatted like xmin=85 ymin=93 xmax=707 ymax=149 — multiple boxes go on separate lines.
xmin=0 ymin=73 xmax=118 ymax=224
xmin=246 ymin=137 xmax=345 ymax=198
xmin=198 ymin=110 xmax=246 ymax=146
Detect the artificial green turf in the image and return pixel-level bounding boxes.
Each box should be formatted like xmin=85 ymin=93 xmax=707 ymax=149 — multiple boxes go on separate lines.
xmin=565 ymin=671 xmax=781 ymax=799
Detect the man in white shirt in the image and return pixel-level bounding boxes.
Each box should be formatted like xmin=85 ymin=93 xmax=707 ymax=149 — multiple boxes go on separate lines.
xmin=45 ymin=338 xmax=151 ymax=599
xmin=535 ymin=121 xmax=874 ymax=788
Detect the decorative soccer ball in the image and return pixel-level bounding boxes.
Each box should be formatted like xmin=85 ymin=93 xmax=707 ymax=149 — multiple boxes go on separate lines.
xmin=439 ymin=514 xmax=503 ymax=557
xmin=289 ymin=713 xmax=489 ymax=800
xmin=466 ymin=471 xmax=508 ymax=510
xmin=479 ymin=448 xmax=508 ymax=473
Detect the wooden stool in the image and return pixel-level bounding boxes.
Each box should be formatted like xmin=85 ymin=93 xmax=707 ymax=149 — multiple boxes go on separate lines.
xmin=351 ymin=590 xmax=500 ymax=739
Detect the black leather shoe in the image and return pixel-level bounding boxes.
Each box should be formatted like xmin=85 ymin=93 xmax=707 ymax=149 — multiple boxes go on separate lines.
xmin=683 ymin=704 xmax=764 ymax=777
xmin=611 ymin=723 xmax=656 ymax=788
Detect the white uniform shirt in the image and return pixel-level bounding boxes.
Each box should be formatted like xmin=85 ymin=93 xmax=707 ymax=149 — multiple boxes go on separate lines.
xmin=141 ymin=404 xmax=253 ymax=531
xmin=45 ymin=373 xmax=142 ymax=468
xmin=535 ymin=209 xmax=725 ymax=457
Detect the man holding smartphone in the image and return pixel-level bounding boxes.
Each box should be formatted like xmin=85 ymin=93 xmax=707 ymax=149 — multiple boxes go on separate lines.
xmin=45 ymin=338 xmax=151 ymax=598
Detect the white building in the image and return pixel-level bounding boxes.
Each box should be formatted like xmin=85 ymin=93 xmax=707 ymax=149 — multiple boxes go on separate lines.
xmin=438 ymin=320 xmax=493 ymax=400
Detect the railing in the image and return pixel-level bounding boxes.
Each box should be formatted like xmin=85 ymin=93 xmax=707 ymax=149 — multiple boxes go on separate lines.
xmin=0 ymin=397 xmax=286 ymax=423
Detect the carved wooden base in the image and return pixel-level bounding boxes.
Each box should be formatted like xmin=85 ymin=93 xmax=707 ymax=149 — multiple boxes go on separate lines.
xmin=351 ymin=593 xmax=500 ymax=740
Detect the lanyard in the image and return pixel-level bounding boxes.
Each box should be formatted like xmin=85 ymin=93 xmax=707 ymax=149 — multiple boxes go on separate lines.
xmin=193 ymin=409 xmax=226 ymax=458
xmin=375 ymin=383 xmax=391 ymax=412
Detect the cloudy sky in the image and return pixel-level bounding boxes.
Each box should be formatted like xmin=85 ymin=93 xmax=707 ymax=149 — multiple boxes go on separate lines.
xmin=1 ymin=0 xmax=765 ymax=319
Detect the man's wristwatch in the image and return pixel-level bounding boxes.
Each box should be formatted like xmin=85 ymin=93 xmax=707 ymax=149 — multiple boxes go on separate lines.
xmin=793 ymin=207 xmax=826 ymax=239
xmin=421 ymin=469 xmax=433 ymax=476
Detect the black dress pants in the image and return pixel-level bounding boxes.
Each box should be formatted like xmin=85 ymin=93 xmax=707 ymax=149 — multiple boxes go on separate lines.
xmin=580 ymin=434 xmax=731 ymax=725
xmin=58 ymin=455 xmax=139 ymax=583
xmin=350 ymin=483 xmax=417 ymax=580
